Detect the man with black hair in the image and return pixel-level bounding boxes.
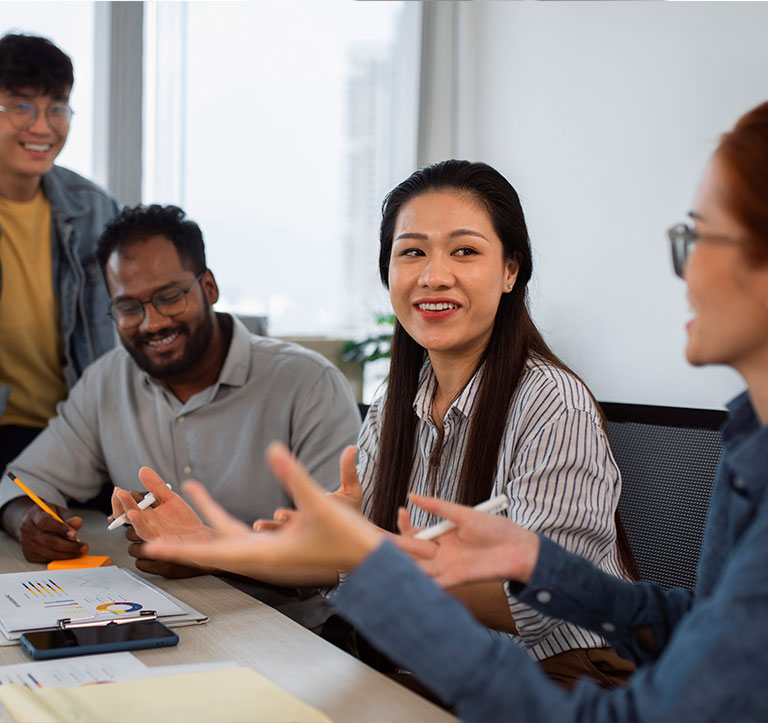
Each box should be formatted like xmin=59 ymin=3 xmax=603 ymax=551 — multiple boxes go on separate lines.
xmin=0 ymin=204 xmax=360 ymax=626
xmin=0 ymin=33 xmax=120 ymax=471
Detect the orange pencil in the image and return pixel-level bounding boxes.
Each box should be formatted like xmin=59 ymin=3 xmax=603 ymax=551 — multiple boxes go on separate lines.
xmin=6 ymin=471 xmax=65 ymax=524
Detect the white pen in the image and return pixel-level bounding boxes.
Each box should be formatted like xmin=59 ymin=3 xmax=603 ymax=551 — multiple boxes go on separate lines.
xmin=414 ymin=493 xmax=509 ymax=540
xmin=107 ymin=484 xmax=171 ymax=531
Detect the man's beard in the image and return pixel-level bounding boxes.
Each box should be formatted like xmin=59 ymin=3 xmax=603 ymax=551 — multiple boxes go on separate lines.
xmin=120 ymin=310 xmax=215 ymax=380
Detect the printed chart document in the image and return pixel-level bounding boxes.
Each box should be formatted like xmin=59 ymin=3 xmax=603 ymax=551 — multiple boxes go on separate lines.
xmin=0 ymin=567 xmax=206 ymax=644
xmin=0 ymin=653 xmax=236 ymax=689
xmin=0 ymin=667 xmax=332 ymax=723
xmin=0 ymin=653 xmax=148 ymax=689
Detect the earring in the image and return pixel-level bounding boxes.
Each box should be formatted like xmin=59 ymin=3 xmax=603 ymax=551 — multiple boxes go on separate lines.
xmin=506 ymin=283 xmax=513 ymax=290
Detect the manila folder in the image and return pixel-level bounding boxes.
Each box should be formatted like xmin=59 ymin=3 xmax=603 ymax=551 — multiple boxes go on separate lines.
xmin=0 ymin=667 xmax=331 ymax=723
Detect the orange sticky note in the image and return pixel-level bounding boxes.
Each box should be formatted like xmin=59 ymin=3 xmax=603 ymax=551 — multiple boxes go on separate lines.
xmin=47 ymin=555 xmax=111 ymax=570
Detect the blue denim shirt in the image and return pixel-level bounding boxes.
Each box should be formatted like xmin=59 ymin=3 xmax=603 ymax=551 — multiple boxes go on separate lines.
xmin=335 ymin=390 xmax=768 ymax=721
xmin=0 ymin=166 xmax=120 ymax=417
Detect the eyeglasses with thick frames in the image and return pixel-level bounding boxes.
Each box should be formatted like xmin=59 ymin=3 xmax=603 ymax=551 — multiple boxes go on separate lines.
xmin=667 ymin=222 xmax=744 ymax=279
xmin=108 ymin=272 xmax=206 ymax=330
xmin=0 ymin=100 xmax=74 ymax=131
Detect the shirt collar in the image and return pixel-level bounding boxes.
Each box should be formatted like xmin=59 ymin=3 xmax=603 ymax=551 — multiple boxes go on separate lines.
xmin=722 ymin=390 xmax=768 ymax=501
xmin=412 ymin=359 xmax=483 ymax=423
xmin=217 ymin=314 xmax=251 ymax=388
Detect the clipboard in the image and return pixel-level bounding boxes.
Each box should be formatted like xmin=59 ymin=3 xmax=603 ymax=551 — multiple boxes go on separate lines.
xmin=56 ymin=608 xmax=160 ymax=629
xmin=0 ymin=566 xmax=207 ymax=646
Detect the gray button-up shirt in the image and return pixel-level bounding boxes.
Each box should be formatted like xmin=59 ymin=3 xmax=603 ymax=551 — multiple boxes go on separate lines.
xmin=0 ymin=315 xmax=360 ymax=522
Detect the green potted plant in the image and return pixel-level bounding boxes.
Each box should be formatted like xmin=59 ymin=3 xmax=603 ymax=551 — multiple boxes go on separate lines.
xmin=341 ymin=314 xmax=395 ymax=364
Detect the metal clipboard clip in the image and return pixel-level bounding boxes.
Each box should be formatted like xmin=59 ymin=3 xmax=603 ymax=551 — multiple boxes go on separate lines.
xmin=57 ymin=610 xmax=158 ymax=629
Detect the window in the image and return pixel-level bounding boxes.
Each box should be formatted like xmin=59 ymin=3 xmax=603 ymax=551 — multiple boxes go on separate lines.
xmin=143 ymin=1 xmax=420 ymax=339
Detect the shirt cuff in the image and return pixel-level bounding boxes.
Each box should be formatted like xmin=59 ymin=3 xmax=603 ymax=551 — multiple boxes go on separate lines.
xmin=510 ymin=534 xmax=639 ymax=644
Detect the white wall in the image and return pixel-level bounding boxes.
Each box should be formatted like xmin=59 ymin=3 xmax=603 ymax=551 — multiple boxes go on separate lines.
xmin=451 ymin=2 xmax=768 ymax=410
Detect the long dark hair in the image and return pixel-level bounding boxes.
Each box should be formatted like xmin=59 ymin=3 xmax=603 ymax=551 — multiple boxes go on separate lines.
xmin=371 ymin=160 xmax=639 ymax=580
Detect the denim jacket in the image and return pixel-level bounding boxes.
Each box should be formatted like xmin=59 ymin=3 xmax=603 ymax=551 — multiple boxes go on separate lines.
xmin=335 ymin=390 xmax=768 ymax=721
xmin=0 ymin=165 xmax=120 ymax=418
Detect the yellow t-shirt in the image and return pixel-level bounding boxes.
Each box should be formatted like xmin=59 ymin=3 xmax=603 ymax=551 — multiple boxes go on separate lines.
xmin=0 ymin=188 xmax=68 ymax=428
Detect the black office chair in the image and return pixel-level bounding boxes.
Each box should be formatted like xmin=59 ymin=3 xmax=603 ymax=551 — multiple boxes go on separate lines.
xmin=602 ymin=402 xmax=726 ymax=590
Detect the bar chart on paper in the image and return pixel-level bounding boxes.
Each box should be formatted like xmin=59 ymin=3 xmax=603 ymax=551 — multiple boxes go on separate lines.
xmin=0 ymin=567 xmax=186 ymax=639
xmin=20 ymin=578 xmax=87 ymax=615
xmin=0 ymin=652 xmax=150 ymax=688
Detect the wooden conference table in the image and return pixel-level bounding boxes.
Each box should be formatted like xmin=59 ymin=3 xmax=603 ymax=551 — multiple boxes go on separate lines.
xmin=0 ymin=510 xmax=454 ymax=722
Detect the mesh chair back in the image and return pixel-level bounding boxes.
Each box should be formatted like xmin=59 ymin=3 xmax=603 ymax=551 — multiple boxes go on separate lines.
xmin=602 ymin=403 xmax=726 ymax=591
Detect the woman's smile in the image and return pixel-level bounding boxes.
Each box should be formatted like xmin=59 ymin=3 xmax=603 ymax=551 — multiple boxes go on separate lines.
xmin=413 ymin=297 xmax=463 ymax=321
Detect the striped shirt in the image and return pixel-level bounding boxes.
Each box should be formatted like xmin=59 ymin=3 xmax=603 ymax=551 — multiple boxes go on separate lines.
xmin=358 ymin=354 xmax=626 ymax=662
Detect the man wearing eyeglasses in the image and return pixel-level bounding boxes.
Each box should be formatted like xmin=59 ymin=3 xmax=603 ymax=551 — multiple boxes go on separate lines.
xmin=0 ymin=204 xmax=360 ymax=623
xmin=0 ymin=34 xmax=120 ymax=472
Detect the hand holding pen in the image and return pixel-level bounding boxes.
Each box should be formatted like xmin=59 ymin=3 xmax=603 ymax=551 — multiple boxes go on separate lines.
xmin=394 ymin=493 xmax=541 ymax=589
xmin=413 ymin=494 xmax=509 ymax=540
xmin=108 ymin=481 xmax=173 ymax=530
xmin=3 ymin=471 xmax=88 ymax=563
xmin=111 ymin=467 xmax=215 ymax=578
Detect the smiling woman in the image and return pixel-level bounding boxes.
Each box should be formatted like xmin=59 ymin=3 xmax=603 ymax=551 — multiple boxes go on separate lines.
xmin=354 ymin=160 xmax=639 ymax=688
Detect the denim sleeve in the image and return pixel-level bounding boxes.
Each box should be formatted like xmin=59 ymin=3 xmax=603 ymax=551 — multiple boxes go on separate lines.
xmin=334 ymin=532 xmax=768 ymax=722
xmin=333 ymin=541 xmax=571 ymax=721
xmin=509 ymin=534 xmax=694 ymax=664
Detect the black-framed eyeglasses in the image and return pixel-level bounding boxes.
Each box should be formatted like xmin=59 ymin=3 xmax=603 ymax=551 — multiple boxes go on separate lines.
xmin=667 ymin=222 xmax=744 ymax=279
xmin=0 ymin=100 xmax=74 ymax=131
xmin=108 ymin=272 xmax=206 ymax=329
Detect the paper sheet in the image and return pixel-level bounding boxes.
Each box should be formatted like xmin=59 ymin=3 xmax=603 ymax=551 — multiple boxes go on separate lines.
xmin=0 ymin=653 xmax=148 ymax=689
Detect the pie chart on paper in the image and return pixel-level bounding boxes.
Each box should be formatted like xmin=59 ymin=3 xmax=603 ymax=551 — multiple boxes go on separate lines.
xmin=95 ymin=602 xmax=143 ymax=614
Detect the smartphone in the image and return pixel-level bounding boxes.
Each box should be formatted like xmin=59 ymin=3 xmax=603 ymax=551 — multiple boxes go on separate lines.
xmin=20 ymin=620 xmax=179 ymax=660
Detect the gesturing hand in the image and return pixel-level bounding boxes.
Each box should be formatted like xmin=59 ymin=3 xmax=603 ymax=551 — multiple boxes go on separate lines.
xmin=394 ymin=494 xmax=541 ymax=588
xmin=333 ymin=445 xmax=364 ymax=510
xmin=144 ymin=442 xmax=383 ymax=580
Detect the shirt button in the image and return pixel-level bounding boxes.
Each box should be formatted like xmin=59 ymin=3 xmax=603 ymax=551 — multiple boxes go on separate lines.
xmin=536 ymin=590 xmax=552 ymax=604
xmin=183 ymin=465 xmax=192 ymax=475
xmin=178 ymin=416 xmax=185 ymax=423
xmin=602 ymin=622 xmax=616 ymax=633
